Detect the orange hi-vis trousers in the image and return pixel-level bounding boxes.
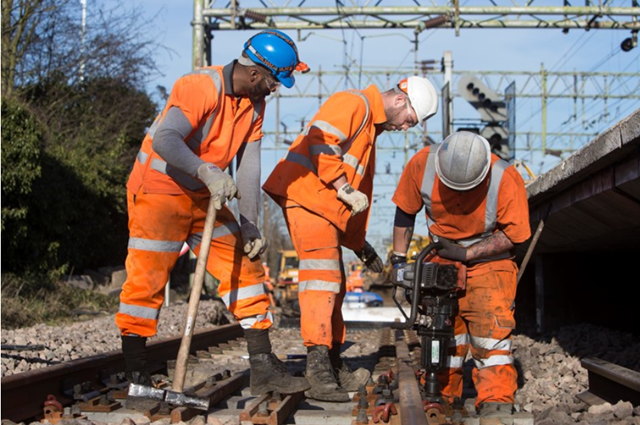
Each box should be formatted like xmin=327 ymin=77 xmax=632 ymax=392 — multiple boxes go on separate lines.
xmin=438 ymin=260 xmax=519 ymax=407
xmin=115 ymin=189 xmax=272 ymax=337
xmin=283 ymin=205 xmax=347 ymax=348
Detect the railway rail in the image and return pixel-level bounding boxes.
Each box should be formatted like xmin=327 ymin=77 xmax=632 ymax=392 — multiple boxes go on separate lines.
xmin=1 ymin=321 xmax=637 ymax=425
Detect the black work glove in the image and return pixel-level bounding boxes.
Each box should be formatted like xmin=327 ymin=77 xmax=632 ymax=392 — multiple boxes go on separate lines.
xmin=389 ymin=253 xmax=407 ymax=287
xmin=356 ymin=241 xmax=384 ymax=273
xmin=436 ymin=237 xmax=468 ymax=262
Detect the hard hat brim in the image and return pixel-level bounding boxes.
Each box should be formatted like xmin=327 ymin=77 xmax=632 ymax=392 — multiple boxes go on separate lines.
xmin=278 ymin=74 xmax=295 ymax=88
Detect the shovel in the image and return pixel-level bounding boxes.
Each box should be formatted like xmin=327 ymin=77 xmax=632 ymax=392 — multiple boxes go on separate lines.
xmin=129 ymin=200 xmax=217 ymax=411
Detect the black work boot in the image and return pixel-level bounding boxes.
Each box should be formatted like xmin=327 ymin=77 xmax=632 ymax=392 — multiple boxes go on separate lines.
xmin=304 ymin=345 xmax=350 ymax=402
xmin=329 ymin=345 xmax=371 ymax=392
xmin=121 ymin=335 xmax=152 ymax=387
xmin=249 ymin=353 xmax=311 ymax=395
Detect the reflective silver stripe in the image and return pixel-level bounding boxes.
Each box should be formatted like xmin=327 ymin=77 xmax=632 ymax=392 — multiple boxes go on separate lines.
xmin=137 ymin=150 xmax=149 ymax=165
xmin=343 ymin=153 xmax=366 ymax=177
xmin=474 ymin=355 xmax=514 ymax=369
xmin=298 ymin=280 xmax=341 ymax=293
xmin=119 ymin=302 xmax=159 ymax=320
xmin=341 ymin=90 xmax=370 ymax=154
xmin=309 ymin=144 xmax=342 ymax=156
xmin=147 ymin=116 xmax=162 ymax=138
xmin=187 ymin=222 xmax=240 ymax=250
xmin=150 ymin=158 xmax=205 ymax=191
xmin=221 ymin=282 xmax=266 ymax=306
xmin=285 ymin=151 xmax=318 ymax=174
xmin=451 ymin=333 xmax=470 ymax=347
xmin=420 ymin=144 xmax=440 ymax=225
xmin=299 ymin=259 xmax=341 ymax=271
xmin=483 ymin=159 xmax=507 ymax=233
xmin=306 ymin=120 xmax=347 ymax=143
xmin=284 ymin=90 xmax=369 ymax=180
xmin=470 ymin=335 xmax=512 ymax=351
xmin=446 ymin=355 xmax=465 ymax=369
xmin=128 ymin=237 xmax=184 ymax=252
xmin=239 ymin=311 xmax=274 ymax=329
xmin=186 ymin=68 xmax=223 ymax=148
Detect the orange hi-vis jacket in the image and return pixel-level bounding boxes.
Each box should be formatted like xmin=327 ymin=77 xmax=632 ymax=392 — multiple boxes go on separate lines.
xmin=127 ymin=63 xmax=265 ymax=195
xmin=392 ymin=144 xmax=531 ymax=272
xmin=263 ymin=85 xmax=386 ymax=251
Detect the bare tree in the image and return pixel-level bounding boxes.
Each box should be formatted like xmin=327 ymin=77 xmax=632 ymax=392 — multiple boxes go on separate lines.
xmin=2 ymin=0 xmax=164 ymax=97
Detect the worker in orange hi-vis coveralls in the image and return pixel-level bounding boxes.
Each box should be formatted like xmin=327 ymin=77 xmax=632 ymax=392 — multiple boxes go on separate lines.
xmin=389 ymin=131 xmax=531 ymax=420
xmin=346 ymin=269 xmax=364 ymax=293
xmin=262 ymin=262 xmax=276 ymax=307
xmin=263 ymin=76 xmax=439 ymax=402
xmin=115 ymin=30 xmax=311 ymax=397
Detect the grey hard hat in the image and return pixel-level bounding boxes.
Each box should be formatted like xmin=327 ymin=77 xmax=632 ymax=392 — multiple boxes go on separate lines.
xmin=435 ymin=131 xmax=491 ymax=191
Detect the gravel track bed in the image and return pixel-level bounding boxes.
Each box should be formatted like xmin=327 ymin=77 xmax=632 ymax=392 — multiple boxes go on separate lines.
xmin=2 ymin=299 xmax=639 ymax=424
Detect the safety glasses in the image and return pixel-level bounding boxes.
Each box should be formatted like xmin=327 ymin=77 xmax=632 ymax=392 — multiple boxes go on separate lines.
xmin=405 ymin=98 xmax=418 ymax=127
xmin=256 ymin=66 xmax=281 ymax=90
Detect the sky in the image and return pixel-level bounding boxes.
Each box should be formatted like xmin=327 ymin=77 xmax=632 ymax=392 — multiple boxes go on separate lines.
xmin=99 ymin=0 xmax=639 ymax=253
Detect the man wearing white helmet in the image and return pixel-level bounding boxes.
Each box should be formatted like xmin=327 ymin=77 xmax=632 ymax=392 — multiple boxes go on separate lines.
xmin=390 ymin=131 xmax=531 ymax=419
xmin=263 ymin=76 xmax=438 ymax=402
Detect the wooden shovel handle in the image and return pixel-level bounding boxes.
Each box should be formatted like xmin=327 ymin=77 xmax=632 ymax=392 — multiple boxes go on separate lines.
xmin=173 ymin=200 xmax=217 ymax=392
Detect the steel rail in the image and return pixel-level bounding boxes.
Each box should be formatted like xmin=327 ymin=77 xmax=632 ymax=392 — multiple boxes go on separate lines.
xmin=577 ymin=357 xmax=640 ymax=407
xmin=395 ymin=329 xmax=429 ymax=425
xmin=0 ymin=324 xmax=243 ymax=423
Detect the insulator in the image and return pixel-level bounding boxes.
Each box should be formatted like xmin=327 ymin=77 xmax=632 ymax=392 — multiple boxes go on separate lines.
xmin=243 ymin=9 xmax=269 ymax=23
xmin=421 ymin=14 xmax=450 ymax=29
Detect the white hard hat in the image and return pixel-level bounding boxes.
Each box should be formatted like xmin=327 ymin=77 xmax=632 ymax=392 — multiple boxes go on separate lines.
xmin=398 ymin=76 xmax=439 ymax=122
xmin=435 ymin=131 xmax=491 ymax=191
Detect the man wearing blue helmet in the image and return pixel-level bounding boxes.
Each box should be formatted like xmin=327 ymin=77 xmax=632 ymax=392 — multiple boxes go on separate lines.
xmin=116 ymin=30 xmax=311 ymax=397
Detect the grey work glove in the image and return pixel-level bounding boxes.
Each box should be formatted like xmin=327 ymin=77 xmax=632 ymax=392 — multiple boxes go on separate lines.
xmin=436 ymin=237 xmax=468 ymax=262
xmin=240 ymin=221 xmax=268 ymax=260
xmin=337 ymin=183 xmax=369 ymax=216
xmin=356 ymin=240 xmax=384 ymax=273
xmin=197 ymin=163 xmax=240 ymax=210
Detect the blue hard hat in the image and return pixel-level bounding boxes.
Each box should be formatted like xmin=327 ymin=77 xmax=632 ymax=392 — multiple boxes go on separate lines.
xmin=243 ymin=30 xmax=308 ymax=89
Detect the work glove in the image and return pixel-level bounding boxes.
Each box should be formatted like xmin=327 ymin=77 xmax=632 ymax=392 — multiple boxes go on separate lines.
xmin=197 ymin=163 xmax=240 ymax=210
xmin=337 ymin=183 xmax=369 ymax=216
xmin=436 ymin=237 xmax=467 ymax=262
xmin=356 ymin=240 xmax=384 ymax=273
xmin=389 ymin=252 xmax=407 ymax=287
xmin=240 ymin=221 xmax=268 ymax=260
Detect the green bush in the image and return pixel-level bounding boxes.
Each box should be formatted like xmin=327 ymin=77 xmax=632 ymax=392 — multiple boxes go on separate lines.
xmin=1 ymin=77 xmax=155 ymax=278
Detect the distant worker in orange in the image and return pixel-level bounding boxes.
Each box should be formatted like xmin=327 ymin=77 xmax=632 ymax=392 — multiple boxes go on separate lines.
xmin=262 ymin=262 xmax=277 ymax=307
xmin=390 ymin=131 xmax=531 ymax=419
xmin=115 ymin=30 xmax=310 ymax=397
xmin=346 ymin=268 xmax=364 ymax=293
xmin=264 ymin=76 xmax=439 ymax=401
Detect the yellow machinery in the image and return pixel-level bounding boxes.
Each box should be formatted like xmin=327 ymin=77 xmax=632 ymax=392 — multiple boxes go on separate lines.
xmin=370 ymin=234 xmax=432 ymax=288
xmin=274 ymin=249 xmax=300 ymax=313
